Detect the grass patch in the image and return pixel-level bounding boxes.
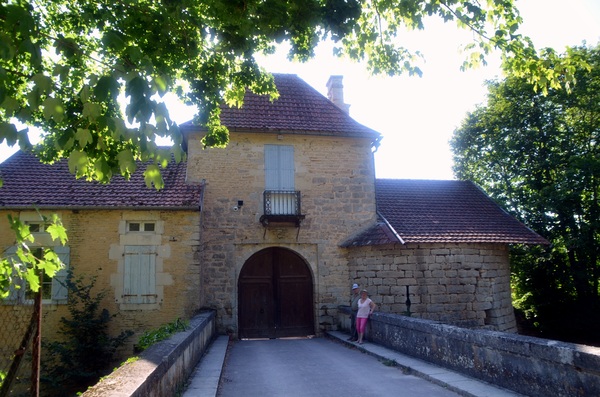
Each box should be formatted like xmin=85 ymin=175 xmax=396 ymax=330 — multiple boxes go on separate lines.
xmin=135 ymin=318 xmax=189 ymax=352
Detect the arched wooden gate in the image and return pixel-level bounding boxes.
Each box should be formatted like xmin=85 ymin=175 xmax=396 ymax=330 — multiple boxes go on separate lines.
xmin=238 ymin=247 xmax=314 ymax=339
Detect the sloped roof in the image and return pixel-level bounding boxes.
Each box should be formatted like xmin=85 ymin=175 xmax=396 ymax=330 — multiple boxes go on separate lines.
xmin=0 ymin=151 xmax=202 ymax=209
xmin=182 ymin=74 xmax=381 ymax=141
xmin=342 ymin=179 xmax=548 ymax=246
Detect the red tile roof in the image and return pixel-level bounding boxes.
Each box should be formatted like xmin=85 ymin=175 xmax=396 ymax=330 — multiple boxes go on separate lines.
xmin=182 ymin=74 xmax=381 ymax=141
xmin=0 ymin=151 xmax=202 ymax=209
xmin=342 ymin=179 xmax=548 ymax=246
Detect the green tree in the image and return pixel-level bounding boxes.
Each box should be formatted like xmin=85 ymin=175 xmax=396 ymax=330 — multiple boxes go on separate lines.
xmin=0 ymin=0 xmax=587 ymax=188
xmin=451 ymin=44 xmax=600 ymax=343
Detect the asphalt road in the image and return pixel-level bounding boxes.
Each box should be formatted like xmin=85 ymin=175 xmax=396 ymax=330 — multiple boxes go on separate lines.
xmin=216 ymin=337 xmax=462 ymax=397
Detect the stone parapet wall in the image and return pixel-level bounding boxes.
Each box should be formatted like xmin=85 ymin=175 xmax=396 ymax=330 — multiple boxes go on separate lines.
xmin=346 ymin=243 xmax=516 ymax=332
xmin=337 ymin=308 xmax=600 ymax=397
xmin=82 ymin=311 xmax=216 ymax=397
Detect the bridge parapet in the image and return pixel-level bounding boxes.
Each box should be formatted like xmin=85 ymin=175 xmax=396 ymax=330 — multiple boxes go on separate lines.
xmin=338 ymin=306 xmax=600 ymax=397
xmin=82 ymin=310 xmax=217 ymax=397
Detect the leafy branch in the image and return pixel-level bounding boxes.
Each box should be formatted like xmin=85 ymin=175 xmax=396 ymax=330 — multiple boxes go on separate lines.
xmin=0 ymin=212 xmax=68 ymax=299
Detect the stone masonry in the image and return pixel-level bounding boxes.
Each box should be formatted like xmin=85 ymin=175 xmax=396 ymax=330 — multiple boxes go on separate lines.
xmin=185 ymin=131 xmax=378 ymax=336
xmin=346 ymin=242 xmax=517 ymax=332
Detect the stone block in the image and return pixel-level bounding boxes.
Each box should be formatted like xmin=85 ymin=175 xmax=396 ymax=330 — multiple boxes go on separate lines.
xmin=473 ymin=301 xmax=493 ymax=311
xmin=430 ymin=294 xmax=450 ymax=304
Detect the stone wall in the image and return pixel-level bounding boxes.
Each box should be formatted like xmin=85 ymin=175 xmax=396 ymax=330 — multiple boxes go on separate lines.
xmin=185 ymin=131 xmax=378 ymax=335
xmin=82 ymin=311 xmax=216 ymax=397
xmin=346 ymin=242 xmax=516 ymax=332
xmin=337 ymin=308 xmax=600 ymax=397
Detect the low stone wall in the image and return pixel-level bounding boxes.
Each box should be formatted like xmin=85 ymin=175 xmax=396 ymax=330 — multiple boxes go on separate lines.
xmin=82 ymin=310 xmax=217 ymax=397
xmin=338 ymin=307 xmax=600 ymax=397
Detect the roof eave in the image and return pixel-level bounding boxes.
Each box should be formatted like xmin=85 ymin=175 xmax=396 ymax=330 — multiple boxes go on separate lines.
xmin=0 ymin=205 xmax=201 ymax=211
xmin=377 ymin=210 xmax=405 ymax=244
xmin=183 ymin=125 xmax=380 ymax=141
xmin=400 ymin=238 xmax=550 ymax=245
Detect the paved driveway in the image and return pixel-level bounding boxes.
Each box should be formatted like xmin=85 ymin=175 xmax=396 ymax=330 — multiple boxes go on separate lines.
xmin=217 ymin=337 xmax=461 ymax=397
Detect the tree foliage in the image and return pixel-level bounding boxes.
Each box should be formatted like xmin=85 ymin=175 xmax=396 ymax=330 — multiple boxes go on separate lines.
xmin=0 ymin=212 xmax=68 ymax=298
xmin=0 ymin=0 xmax=587 ymax=187
xmin=451 ymin=44 xmax=600 ymax=343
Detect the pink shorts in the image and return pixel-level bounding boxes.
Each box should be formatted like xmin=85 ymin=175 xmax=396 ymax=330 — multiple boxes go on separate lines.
xmin=356 ymin=317 xmax=368 ymax=333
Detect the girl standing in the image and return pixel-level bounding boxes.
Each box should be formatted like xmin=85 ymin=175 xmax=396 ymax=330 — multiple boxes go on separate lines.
xmin=356 ymin=289 xmax=376 ymax=344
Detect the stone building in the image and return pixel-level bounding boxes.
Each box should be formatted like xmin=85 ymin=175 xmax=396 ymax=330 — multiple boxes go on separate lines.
xmin=343 ymin=179 xmax=548 ymax=331
xmin=0 ymin=154 xmax=203 ymax=347
xmin=0 ymin=74 xmax=546 ymax=346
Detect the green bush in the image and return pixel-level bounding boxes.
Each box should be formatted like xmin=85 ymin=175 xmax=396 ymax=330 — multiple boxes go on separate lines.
xmin=41 ymin=272 xmax=133 ymax=396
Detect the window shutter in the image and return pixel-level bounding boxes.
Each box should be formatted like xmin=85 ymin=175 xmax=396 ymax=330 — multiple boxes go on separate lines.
xmin=265 ymin=145 xmax=279 ymax=190
xmin=52 ymin=246 xmax=70 ymax=302
xmin=279 ymin=145 xmax=295 ymax=191
xmin=124 ymin=246 xmax=156 ymax=304
xmin=4 ymin=246 xmax=24 ymax=302
xmin=265 ymin=145 xmax=294 ymax=190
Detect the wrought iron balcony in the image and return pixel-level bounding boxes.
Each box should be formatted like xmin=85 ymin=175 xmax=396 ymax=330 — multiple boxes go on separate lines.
xmin=260 ymin=190 xmax=305 ymax=227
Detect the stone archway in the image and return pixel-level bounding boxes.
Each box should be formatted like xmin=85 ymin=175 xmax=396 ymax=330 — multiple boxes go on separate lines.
xmin=238 ymin=247 xmax=314 ymax=339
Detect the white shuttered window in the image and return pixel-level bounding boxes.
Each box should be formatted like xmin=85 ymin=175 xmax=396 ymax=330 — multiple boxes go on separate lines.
xmin=265 ymin=145 xmax=295 ymax=190
xmin=265 ymin=145 xmax=297 ymax=215
xmin=123 ymin=245 xmax=157 ymax=304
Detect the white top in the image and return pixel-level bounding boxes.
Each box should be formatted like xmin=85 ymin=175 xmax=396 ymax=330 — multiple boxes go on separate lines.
xmin=357 ymin=297 xmax=373 ymax=318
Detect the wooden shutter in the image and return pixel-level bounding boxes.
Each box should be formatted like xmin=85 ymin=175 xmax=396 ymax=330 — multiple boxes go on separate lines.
xmin=52 ymin=246 xmax=70 ymax=302
xmin=124 ymin=246 xmax=157 ymax=304
xmin=4 ymin=246 xmax=25 ymax=303
xmin=265 ymin=145 xmax=295 ymax=190
xmin=278 ymin=145 xmax=295 ymax=190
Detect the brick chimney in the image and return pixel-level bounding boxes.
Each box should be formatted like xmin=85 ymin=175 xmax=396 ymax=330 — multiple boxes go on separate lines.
xmin=326 ymin=75 xmax=350 ymax=114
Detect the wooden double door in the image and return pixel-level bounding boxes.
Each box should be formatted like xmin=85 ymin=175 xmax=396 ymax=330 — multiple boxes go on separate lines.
xmin=238 ymin=247 xmax=314 ymax=339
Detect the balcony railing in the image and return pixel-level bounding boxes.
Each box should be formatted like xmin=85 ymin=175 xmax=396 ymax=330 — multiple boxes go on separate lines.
xmin=260 ymin=190 xmax=305 ymax=226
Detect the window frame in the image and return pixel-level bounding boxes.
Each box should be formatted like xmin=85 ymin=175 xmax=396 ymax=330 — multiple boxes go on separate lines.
xmin=127 ymin=221 xmax=157 ymax=233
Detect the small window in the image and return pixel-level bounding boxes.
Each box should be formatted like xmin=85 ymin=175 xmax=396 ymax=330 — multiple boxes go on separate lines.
xmin=26 ymin=222 xmax=43 ymax=233
xmin=127 ymin=222 xmax=155 ymax=232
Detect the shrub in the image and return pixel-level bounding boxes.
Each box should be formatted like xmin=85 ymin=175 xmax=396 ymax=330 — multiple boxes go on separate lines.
xmin=42 ymin=272 xmax=133 ymax=396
